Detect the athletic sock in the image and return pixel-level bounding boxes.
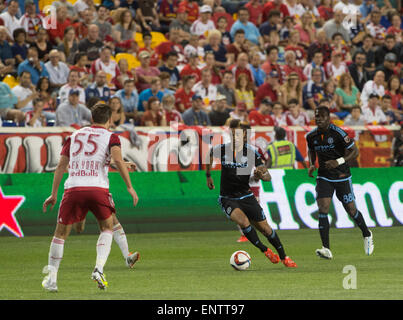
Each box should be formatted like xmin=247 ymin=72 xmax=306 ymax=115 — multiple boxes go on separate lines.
xmin=95 ymin=230 xmax=113 ymax=274
xmin=48 ymin=237 xmax=64 ymax=282
xmin=318 ymin=213 xmax=330 ymax=249
xmin=352 ymin=210 xmax=371 ymax=237
xmin=266 ymin=229 xmax=286 ymax=260
xmin=241 ymin=225 xmax=267 ymax=252
xmin=113 ymin=223 xmax=130 ymax=259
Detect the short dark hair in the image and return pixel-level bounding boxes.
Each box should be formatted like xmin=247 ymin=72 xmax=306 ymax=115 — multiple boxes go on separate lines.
xmin=91 ymin=103 xmax=112 ymax=124
xmin=383 ymin=94 xmax=392 ymax=100
xmin=19 ymin=71 xmax=31 ymax=78
xmin=166 ymin=51 xmax=178 ymax=59
xmin=74 ymin=52 xmax=87 ymax=64
xmin=385 ymin=34 xmax=395 ymax=41
xmin=316 ymin=105 xmax=330 ymax=116
xmin=266 ymin=45 xmax=279 ymax=55
xmin=238 ymin=6 xmax=248 ymax=14
xmin=351 ymin=105 xmax=361 ymax=112
xmin=229 ymin=119 xmax=241 ymax=129
xmin=288 ymin=98 xmax=299 ymax=105
xmin=268 ymin=10 xmax=281 ymax=19
xmin=13 ymin=28 xmax=26 ymax=40
xmin=87 ymin=97 xmax=102 ymax=109
xmin=275 ymin=126 xmax=286 ymax=140
xmin=331 ymin=32 xmax=343 ymax=40
xmin=234 ymin=29 xmax=245 ymax=36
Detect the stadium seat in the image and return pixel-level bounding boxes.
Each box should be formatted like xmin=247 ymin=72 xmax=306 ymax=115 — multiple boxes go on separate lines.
xmin=134 ymin=32 xmax=144 ymax=48
xmin=115 ymin=53 xmax=141 ymax=69
xmin=150 ymin=32 xmax=167 ymax=49
xmin=2 ymin=75 xmax=18 ymax=88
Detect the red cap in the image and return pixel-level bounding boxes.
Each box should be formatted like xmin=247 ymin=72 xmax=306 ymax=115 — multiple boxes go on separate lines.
xmin=237 ymin=102 xmax=247 ymax=111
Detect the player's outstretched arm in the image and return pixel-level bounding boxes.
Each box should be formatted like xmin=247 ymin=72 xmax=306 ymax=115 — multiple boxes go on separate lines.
xmin=205 ymin=151 xmax=215 ymax=190
xmin=111 ymin=145 xmax=139 ymax=207
xmin=308 ymin=150 xmax=317 ymax=177
xmin=43 ymin=155 xmax=69 ymax=213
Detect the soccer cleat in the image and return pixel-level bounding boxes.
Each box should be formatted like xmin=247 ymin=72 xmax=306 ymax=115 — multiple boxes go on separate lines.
xmin=126 ymin=251 xmax=140 ymax=268
xmin=364 ymin=230 xmax=374 ymax=256
xmin=282 ymin=256 xmax=297 ymax=268
xmin=264 ymin=248 xmax=280 ymax=264
xmin=236 ymin=235 xmax=248 ymax=243
xmin=41 ymin=265 xmax=58 ymax=292
xmin=315 ymin=247 xmax=333 ymax=259
xmin=92 ymin=268 xmax=108 ymax=290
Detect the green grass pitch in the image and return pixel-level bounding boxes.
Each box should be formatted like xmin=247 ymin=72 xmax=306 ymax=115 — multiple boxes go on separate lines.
xmin=0 ymin=226 xmax=402 ymax=300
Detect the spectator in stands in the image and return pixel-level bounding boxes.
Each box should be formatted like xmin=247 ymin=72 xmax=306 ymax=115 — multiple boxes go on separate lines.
xmin=330 ymin=32 xmax=351 ymax=62
xmin=249 ymin=51 xmax=266 ymax=88
xmin=362 ymin=93 xmax=387 ymax=125
xmin=112 ymin=58 xmax=135 ymax=91
xmin=158 ymin=0 xmax=178 ymax=30
xmin=192 ymin=67 xmax=217 ymax=111
xmin=44 ymin=50 xmax=70 ymax=90
xmin=53 ymin=0 xmax=77 ymax=20
xmin=272 ymin=101 xmax=286 ymax=126
xmin=259 ymin=10 xmax=282 ymax=46
xmin=12 ymin=70 xmax=38 ymax=113
xmin=344 ymin=105 xmax=366 ymax=126
xmin=141 ymin=96 xmax=166 ymax=126
xmin=279 ymin=72 xmax=303 ymax=107
xmin=235 ymin=73 xmax=255 ymax=111
xmin=74 ymin=0 xmax=96 ymax=19
xmin=307 ymin=28 xmax=331 ymax=64
xmin=175 ymin=74 xmax=196 ymax=112
xmin=348 ymin=51 xmax=370 ymax=92
xmin=0 ymin=81 xmax=23 ymax=123
xmin=17 ymin=46 xmax=49 ymax=85
xmin=182 ymin=94 xmax=211 ymax=126
xmin=91 ymin=46 xmax=119 ymax=82
xmin=0 ymin=0 xmax=21 ymax=40
xmin=113 ymin=8 xmax=137 ymax=51
xmin=190 ymin=5 xmax=215 ymax=36
xmin=294 ymin=11 xmax=316 ymax=48
xmin=284 ymin=98 xmax=310 ymax=126
xmin=360 ymin=34 xmax=376 ymax=74
xmin=159 ymin=72 xmax=175 ymax=96
xmin=11 ymin=28 xmax=28 ymax=65
xmin=169 ymin=6 xmax=190 ymax=39
xmin=261 ymin=46 xmax=284 ymax=84
xmin=302 ymin=68 xmax=325 ymax=112
xmin=381 ymin=94 xmax=400 ymax=124
xmin=226 ymin=29 xmax=247 ymax=65
xmin=325 ymin=50 xmax=348 ymax=80
xmin=180 ymin=52 xmax=201 ymax=83
xmin=208 ymin=94 xmax=231 ymax=126
xmin=55 ymin=89 xmax=92 ymax=127
xmin=19 ymin=0 xmax=42 ymax=44
xmin=392 ymin=125 xmax=403 ymax=166
xmin=78 ymin=24 xmax=103 ymax=61
xmin=161 ymin=94 xmax=182 ymax=124
xmin=154 ymin=27 xmax=185 ymax=64
xmin=230 ymin=6 xmax=264 ymax=49
xmin=178 ymin=0 xmax=199 ymax=25
xmin=376 ymin=52 xmax=399 ymax=83
xmin=70 ymin=52 xmax=91 ymax=88
xmin=225 ymin=102 xmax=248 ymax=125
xmin=335 ymin=73 xmax=361 ymax=118
xmin=217 ymin=70 xmax=236 ymax=108
xmin=36 ymin=76 xmax=55 ymax=112
xmin=85 ymin=70 xmax=111 ymax=103
xmin=73 ymin=9 xmax=93 ymax=41
xmin=138 ymin=31 xmax=159 ymax=67
xmin=159 ymin=51 xmax=180 ymax=89
xmin=323 ymin=9 xmax=350 ymax=44
xmin=215 ymin=15 xmax=232 ymax=46
xmin=137 ymin=0 xmax=163 ymax=33
xmin=0 ymin=26 xmax=14 ymax=68
xmin=361 ymin=70 xmax=386 ymax=107
xmin=58 ymin=69 xmax=86 ymax=105
xmin=138 ymin=76 xmax=164 ymax=111
xmin=387 ymin=12 xmax=403 ymax=40
xmin=25 ymin=98 xmax=46 ymax=127
xmin=203 ymin=29 xmax=228 ymax=69
xmin=47 ymin=5 xmax=71 ymax=46
xmin=254 ymin=70 xmax=282 ymax=107
xmin=203 ymin=51 xmax=222 ymax=85
xmin=263 ymin=0 xmax=290 ymax=21
xmin=284 ymin=30 xmax=306 ymax=67
xmin=386 ymin=75 xmax=403 ymax=111
xmin=136 ymin=50 xmax=161 ymax=93
xmin=245 ymin=0 xmax=263 ymax=26
xmin=94 ymin=5 xmax=113 ymax=41
xmin=303 ymin=50 xmax=326 ymax=82
xmin=113 ymin=79 xmax=139 ymax=121
xmin=31 ymin=27 xmax=52 ymax=63
xmin=109 ymin=96 xmax=125 ymax=129
xmin=57 ymin=26 xmax=79 ymax=65
xmin=366 ymin=9 xmax=386 ymax=46
xmin=249 ymin=98 xmax=275 ymax=126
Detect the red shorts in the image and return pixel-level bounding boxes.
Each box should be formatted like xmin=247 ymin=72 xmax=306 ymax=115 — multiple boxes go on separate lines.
xmin=57 ymin=187 xmax=115 ymax=225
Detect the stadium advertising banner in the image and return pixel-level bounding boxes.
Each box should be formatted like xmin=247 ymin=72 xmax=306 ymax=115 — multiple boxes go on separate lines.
xmin=0 ymin=168 xmax=402 ymax=237
xmin=0 ymin=125 xmax=398 ymax=173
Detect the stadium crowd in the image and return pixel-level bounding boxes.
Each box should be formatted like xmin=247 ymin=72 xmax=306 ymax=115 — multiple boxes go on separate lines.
xmin=0 ymin=0 xmax=402 ymax=129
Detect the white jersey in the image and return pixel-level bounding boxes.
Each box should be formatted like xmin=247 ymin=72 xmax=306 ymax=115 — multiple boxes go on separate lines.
xmin=61 ymin=126 xmax=121 ymax=190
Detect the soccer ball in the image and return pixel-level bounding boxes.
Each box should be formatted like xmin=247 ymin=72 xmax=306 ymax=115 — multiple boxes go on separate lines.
xmin=230 ymin=250 xmax=251 ymax=271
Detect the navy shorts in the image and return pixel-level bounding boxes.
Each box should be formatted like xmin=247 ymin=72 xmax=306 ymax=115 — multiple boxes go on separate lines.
xmin=316 ymin=177 xmax=355 ymax=205
xmin=218 ymin=194 xmax=266 ymax=222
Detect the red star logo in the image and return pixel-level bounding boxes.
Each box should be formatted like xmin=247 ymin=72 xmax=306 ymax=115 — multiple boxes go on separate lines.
xmin=0 ymin=187 xmax=25 ymax=238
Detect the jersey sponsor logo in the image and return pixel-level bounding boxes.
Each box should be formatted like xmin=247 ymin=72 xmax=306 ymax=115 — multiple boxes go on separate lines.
xmin=226 ymin=206 xmax=232 ymax=215
xmin=314 ymin=144 xmax=335 ymax=152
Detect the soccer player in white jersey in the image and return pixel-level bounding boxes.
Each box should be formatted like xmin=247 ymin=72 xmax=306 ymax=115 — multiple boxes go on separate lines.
xmin=42 ymin=103 xmax=139 ymax=292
